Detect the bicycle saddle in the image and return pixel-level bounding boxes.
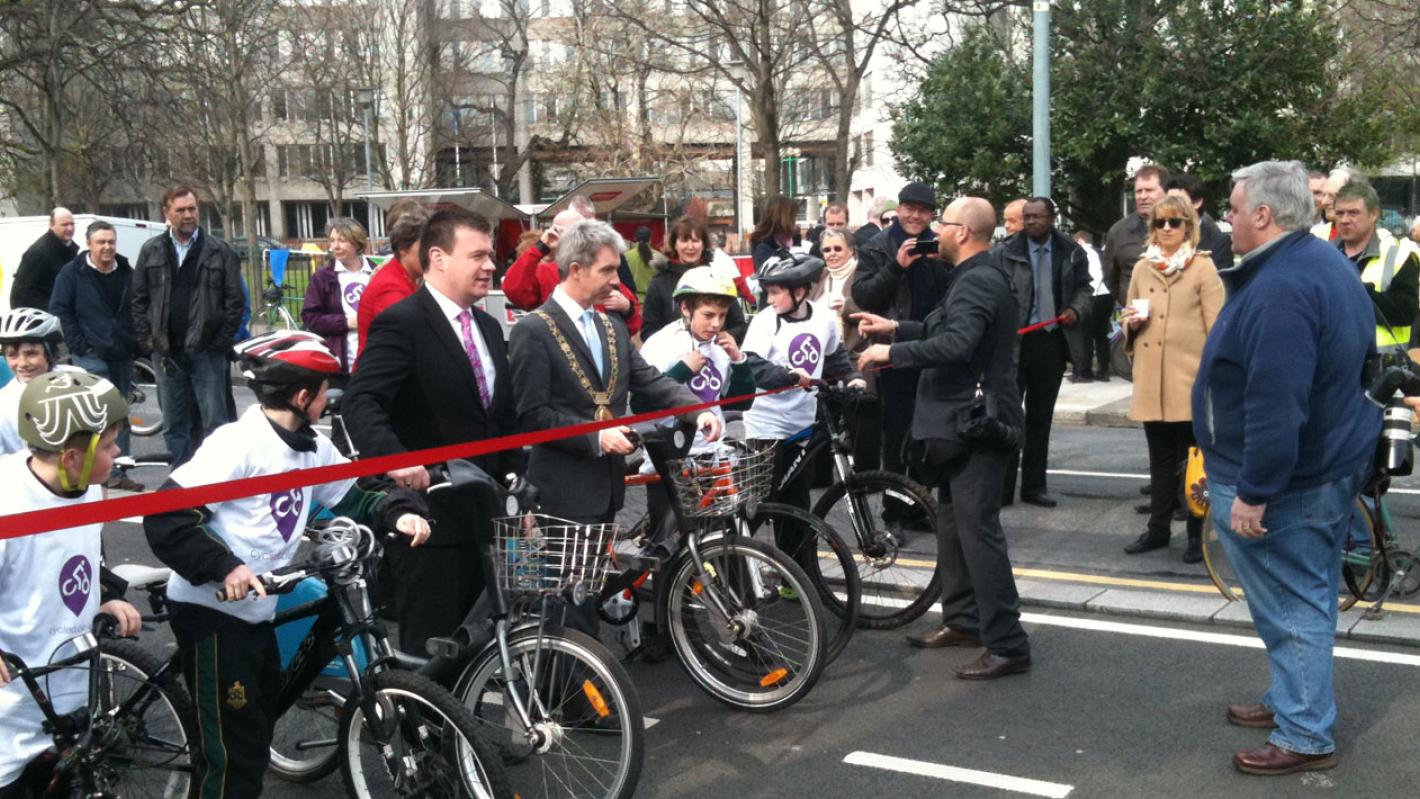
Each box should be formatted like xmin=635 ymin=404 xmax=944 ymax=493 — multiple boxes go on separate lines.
xmin=110 ymin=563 xmax=172 ymax=591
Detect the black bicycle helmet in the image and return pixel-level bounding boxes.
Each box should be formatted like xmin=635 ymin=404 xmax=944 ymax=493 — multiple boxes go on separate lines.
xmin=757 ymin=250 xmax=826 ymax=288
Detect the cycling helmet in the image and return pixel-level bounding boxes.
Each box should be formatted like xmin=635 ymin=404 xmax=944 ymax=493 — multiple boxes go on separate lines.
xmin=757 ymin=250 xmax=826 ymax=289
xmin=0 ymin=307 xmax=63 ymax=363
xmin=673 ymin=266 xmax=739 ymax=302
xmin=18 ymin=370 xmax=129 ymax=492
xmin=234 ymin=331 xmax=340 ymax=416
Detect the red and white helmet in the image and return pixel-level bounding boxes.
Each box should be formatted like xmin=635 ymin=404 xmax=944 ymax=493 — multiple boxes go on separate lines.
xmin=234 ymin=331 xmax=340 ymax=392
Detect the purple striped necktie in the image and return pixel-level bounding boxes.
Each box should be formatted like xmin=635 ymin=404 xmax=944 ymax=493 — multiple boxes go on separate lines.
xmin=456 ymin=309 xmax=492 ymax=409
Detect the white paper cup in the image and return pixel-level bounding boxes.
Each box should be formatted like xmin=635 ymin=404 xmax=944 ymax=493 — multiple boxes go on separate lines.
xmin=1131 ymin=298 xmax=1151 ymax=319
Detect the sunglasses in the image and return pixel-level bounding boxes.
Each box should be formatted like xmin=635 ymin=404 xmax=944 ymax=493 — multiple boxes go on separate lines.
xmin=1152 ymin=217 xmax=1186 ymax=230
xmin=822 ymin=245 xmax=847 ymax=253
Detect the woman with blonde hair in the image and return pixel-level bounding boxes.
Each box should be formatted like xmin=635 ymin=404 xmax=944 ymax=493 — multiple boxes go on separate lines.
xmin=1121 ymin=194 xmax=1224 ymax=563
xmin=302 ymin=217 xmax=375 ymax=375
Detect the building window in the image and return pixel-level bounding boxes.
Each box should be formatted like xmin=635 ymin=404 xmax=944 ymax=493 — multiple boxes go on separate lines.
xmin=863 ymin=131 xmax=873 ymax=168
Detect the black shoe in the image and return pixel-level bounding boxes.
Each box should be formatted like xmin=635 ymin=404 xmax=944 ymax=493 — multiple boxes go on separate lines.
xmin=1139 ymin=483 xmax=1152 ymax=496
xmin=1021 ymin=492 xmax=1058 ymax=508
xmin=1068 ymin=374 xmax=1094 ymax=384
xmin=1173 ymin=507 xmax=1189 ymax=522
xmin=1183 ymin=536 xmax=1204 ymax=564
xmin=1124 ymin=532 xmax=1170 ymax=555
xmin=1097 ymin=374 xmax=1111 ymax=382
xmin=1134 ymin=503 xmax=1152 ymax=515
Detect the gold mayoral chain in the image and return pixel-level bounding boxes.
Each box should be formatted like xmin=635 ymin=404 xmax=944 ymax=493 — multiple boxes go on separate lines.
xmin=533 ymin=309 xmax=620 ymax=421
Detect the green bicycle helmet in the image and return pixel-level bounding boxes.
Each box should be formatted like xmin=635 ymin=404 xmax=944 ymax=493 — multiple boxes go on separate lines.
xmin=672 ymin=266 xmax=739 ymax=302
xmin=19 ymin=370 xmax=129 ymax=491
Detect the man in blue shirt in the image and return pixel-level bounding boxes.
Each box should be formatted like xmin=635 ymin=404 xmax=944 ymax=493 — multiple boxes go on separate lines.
xmin=1195 ymin=160 xmax=1379 ymax=776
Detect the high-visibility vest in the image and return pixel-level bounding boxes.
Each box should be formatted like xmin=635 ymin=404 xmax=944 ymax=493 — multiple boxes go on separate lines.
xmin=1359 ymin=235 xmax=1420 ymax=348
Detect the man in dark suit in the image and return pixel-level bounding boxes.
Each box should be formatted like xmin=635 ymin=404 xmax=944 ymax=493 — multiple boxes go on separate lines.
xmin=856 ymin=197 xmax=1031 ymax=680
xmin=996 ymin=197 xmax=1092 ymax=507
xmin=344 ymin=207 xmax=524 ymax=653
xmin=509 ymin=219 xmax=723 ymax=524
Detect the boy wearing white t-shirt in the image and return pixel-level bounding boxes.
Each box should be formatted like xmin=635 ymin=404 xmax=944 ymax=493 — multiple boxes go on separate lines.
xmin=143 ymin=332 xmax=430 ymax=799
xmin=0 ymin=308 xmax=76 ymax=457
xmin=743 ymin=252 xmax=864 ymax=555
xmin=0 ymin=372 xmax=143 ymax=798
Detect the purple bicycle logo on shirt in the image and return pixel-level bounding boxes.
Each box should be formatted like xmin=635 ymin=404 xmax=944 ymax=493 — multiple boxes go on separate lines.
xmin=789 ymin=334 xmax=822 ymax=370
xmin=271 ymin=488 xmax=306 ymax=542
xmin=343 ymin=281 xmax=365 ymax=310
xmin=59 ymin=555 xmax=92 ymax=616
xmin=688 ymin=363 xmax=723 ymax=402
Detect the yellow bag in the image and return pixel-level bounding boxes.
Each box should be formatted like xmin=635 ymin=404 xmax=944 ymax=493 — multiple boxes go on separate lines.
xmin=1185 ymin=446 xmax=1209 ymax=518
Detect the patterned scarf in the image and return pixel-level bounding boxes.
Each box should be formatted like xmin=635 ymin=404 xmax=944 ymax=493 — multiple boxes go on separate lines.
xmin=1145 ymin=242 xmax=1196 ymax=277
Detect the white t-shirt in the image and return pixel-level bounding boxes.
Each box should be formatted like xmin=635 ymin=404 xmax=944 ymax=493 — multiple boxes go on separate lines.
xmin=0 ymin=378 xmax=25 ymax=455
xmin=164 ymin=405 xmax=355 ymax=624
xmin=336 ymin=259 xmax=374 ymax=368
xmin=742 ymin=300 xmax=841 ymax=439
xmin=639 ymin=322 xmax=741 ymax=457
xmin=0 ymin=451 xmax=104 ymax=787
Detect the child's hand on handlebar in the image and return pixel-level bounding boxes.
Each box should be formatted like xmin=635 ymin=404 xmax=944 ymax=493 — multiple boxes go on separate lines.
xmin=847 ymin=378 xmax=867 ymax=391
xmin=222 ymin=564 xmax=266 ymax=601
xmin=789 ymin=368 xmax=814 ymax=388
xmin=99 ymin=600 xmax=143 ymax=637
xmin=697 ymin=412 xmax=724 ymax=442
xmin=395 ymin=514 xmax=432 ymax=548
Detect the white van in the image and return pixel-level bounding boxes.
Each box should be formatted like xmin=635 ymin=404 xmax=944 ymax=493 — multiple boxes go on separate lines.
xmin=0 ymin=214 xmax=167 ymax=312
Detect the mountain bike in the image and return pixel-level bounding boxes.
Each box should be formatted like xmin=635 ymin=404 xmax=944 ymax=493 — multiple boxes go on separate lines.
xmin=777 ymin=382 xmax=941 ymax=628
xmin=0 ymin=612 xmax=197 ymax=799
xmin=598 ymin=421 xmax=829 ymax=712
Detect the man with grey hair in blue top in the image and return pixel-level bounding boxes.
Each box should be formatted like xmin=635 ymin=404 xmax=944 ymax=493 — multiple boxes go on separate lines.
xmin=1194 ymin=160 xmax=1380 ymax=776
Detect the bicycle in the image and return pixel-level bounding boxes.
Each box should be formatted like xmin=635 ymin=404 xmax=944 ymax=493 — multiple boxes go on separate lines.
xmin=598 ymin=420 xmax=830 ymax=712
xmin=128 ymin=358 xmax=163 ymax=437
xmin=0 ymin=612 xmax=197 ymax=799
xmin=770 ymin=382 xmax=942 ymax=629
xmin=195 ymin=517 xmax=512 ymax=798
xmin=248 ymin=282 xmax=300 ymax=339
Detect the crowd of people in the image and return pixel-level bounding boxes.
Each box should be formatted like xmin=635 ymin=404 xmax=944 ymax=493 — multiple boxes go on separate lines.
xmin=2 ymin=156 xmax=1420 ymax=797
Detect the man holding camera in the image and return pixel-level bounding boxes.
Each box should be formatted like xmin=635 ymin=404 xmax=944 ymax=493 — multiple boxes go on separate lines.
xmin=1198 ymin=161 xmax=1379 ymax=776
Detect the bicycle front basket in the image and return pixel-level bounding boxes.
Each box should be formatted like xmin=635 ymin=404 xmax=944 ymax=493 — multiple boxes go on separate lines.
xmin=492 ymin=513 xmax=619 ymax=597
xmin=665 ymin=440 xmax=775 ymax=518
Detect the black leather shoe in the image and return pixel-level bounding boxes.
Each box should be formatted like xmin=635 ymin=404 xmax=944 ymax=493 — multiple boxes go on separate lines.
xmin=1124 ymin=532 xmax=1170 ymax=555
xmin=906 ymin=627 xmax=982 ymax=649
xmin=1134 ymin=503 xmax=1152 ymax=514
xmin=1021 ymin=492 xmax=1058 ymax=508
xmin=1182 ymin=537 xmax=1204 ymax=564
xmin=1139 ymin=483 xmax=1152 ymax=496
xmin=954 ymin=652 xmax=1032 ymax=681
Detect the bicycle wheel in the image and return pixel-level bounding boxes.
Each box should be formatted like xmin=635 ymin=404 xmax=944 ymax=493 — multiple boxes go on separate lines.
xmin=91 ymin=640 xmax=197 ymax=799
xmin=811 ymin=471 xmax=941 ymax=628
xmin=269 ymin=676 xmax=345 ymax=783
xmin=454 ymin=626 xmax=644 ymax=799
xmin=743 ymin=502 xmax=859 ymax=664
xmin=339 ymin=669 xmax=511 ymax=799
xmin=1200 ymin=514 xmax=1243 ymax=602
xmin=1342 ymin=497 xmax=1384 ymax=609
xmin=128 ymin=359 xmax=163 ymax=437
xmin=662 ymin=535 xmax=826 ymax=712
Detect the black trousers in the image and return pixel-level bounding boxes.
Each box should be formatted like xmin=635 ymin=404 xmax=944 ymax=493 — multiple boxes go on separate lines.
xmin=385 ymin=541 xmax=486 ymax=656
xmin=172 ymin=603 xmax=281 ymax=799
xmin=1143 ymin=421 xmax=1203 ymax=539
xmin=770 ymin=439 xmax=813 ymax=555
xmin=1086 ymin=294 xmax=1114 ymax=377
xmin=1005 ymin=329 xmax=1065 ymax=500
xmin=932 ymin=437 xmax=1029 ymax=657
xmin=880 ymin=367 xmax=921 ymax=515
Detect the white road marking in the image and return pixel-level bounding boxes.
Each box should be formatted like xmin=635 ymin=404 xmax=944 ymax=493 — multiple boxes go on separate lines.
xmin=843 ymin=751 xmax=1073 ymax=798
xmin=644 ymin=716 xmax=659 ymax=729
xmin=1048 ymin=468 xmax=1420 ymax=495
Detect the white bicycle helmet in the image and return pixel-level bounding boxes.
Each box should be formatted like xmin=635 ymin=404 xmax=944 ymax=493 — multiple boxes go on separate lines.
xmin=672 ymin=266 xmax=739 ymax=302
xmin=0 ymin=307 xmax=64 ymax=363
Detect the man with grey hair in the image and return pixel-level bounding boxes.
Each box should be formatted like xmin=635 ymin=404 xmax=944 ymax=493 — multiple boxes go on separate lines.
xmin=10 ymin=207 xmax=78 ymax=310
xmin=510 ymin=218 xmax=723 ymax=525
xmin=855 ymin=196 xmax=896 ymax=247
xmin=1194 ymin=160 xmax=1379 ymax=775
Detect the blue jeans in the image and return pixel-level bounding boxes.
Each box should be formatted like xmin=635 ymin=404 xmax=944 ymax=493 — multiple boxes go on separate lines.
xmin=71 ymin=354 xmax=135 ymax=467
xmin=1209 ymin=467 xmax=1365 ymax=755
xmin=153 ymin=351 xmax=231 ymax=466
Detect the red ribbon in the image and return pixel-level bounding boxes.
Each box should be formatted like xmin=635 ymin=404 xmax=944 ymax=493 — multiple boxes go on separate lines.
xmin=1017 ymin=314 xmax=1067 ymax=335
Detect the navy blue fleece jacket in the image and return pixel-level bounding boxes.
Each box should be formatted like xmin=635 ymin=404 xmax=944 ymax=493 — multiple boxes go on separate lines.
xmin=1191 ymin=230 xmax=1379 ymax=505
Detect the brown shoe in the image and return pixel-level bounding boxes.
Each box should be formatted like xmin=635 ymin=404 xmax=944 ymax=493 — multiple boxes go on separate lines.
xmin=104 ymin=475 xmax=146 ymax=492
xmin=954 ymin=652 xmax=1031 ymax=681
xmin=1226 ymin=703 xmax=1277 ymax=729
xmin=1233 ymin=743 xmax=1335 ymax=776
xmin=906 ymin=627 xmax=982 ymax=649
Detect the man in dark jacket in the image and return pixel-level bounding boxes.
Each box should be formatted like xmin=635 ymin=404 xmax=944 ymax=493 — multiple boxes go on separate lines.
xmin=49 ymin=220 xmax=143 ymax=490
xmin=10 ymin=208 xmax=78 ymax=310
xmin=1104 ymin=164 xmax=1169 ymax=304
xmin=1196 ymin=160 xmax=1378 ymax=776
xmin=131 ymin=186 xmax=243 ymax=466
xmin=1167 ymin=172 xmax=1234 ymax=270
xmin=995 ymin=198 xmax=1092 ymax=507
xmin=857 ymin=196 xmax=1031 ymax=680
xmin=851 ymin=182 xmax=950 ymax=519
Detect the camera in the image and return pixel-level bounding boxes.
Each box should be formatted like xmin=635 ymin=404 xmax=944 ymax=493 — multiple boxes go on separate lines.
xmin=1364 ymin=352 xmax=1420 ymax=477
xmin=910 ymin=238 xmax=939 ymax=258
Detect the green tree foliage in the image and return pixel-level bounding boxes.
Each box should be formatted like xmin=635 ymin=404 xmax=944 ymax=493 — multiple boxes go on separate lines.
xmin=891 ymin=0 xmax=1406 ymax=234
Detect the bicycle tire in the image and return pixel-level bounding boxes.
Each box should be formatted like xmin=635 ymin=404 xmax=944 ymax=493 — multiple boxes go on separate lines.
xmin=810 ymin=471 xmax=942 ymax=628
xmin=453 ymin=626 xmax=644 ymax=799
xmin=661 ymin=536 xmax=827 ymax=712
xmin=1200 ymin=514 xmax=1242 ymax=602
xmin=1342 ymin=497 xmax=1384 ymax=609
xmin=339 ymin=669 xmax=511 ymax=799
xmin=128 ymin=359 xmax=163 ymax=437
xmin=93 ymin=640 xmax=198 ymax=799
xmin=744 ymin=502 xmax=859 ymax=664
xmin=268 ymin=677 xmax=345 ymax=783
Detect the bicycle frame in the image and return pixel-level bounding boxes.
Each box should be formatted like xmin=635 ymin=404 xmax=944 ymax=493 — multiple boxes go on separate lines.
xmin=771 ymin=389 xmax=878 ymax=552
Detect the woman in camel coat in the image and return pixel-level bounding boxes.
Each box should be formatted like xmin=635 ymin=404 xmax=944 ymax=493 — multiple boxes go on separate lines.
xmin=1121 ymin=194 xmax=1224 ymax=564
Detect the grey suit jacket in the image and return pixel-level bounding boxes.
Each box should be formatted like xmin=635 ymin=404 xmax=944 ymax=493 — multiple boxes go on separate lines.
xmin=509 ymin=297 xmax=700 ymax=519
